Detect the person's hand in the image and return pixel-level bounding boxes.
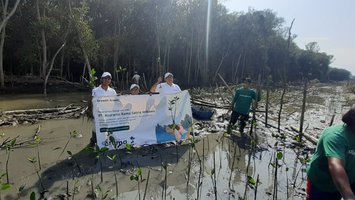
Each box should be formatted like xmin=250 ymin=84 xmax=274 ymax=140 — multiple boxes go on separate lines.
xmin=157 ymin=77 xmax=162 ymax=84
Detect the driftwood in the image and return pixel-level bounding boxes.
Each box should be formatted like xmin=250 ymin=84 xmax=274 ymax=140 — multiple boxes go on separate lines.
xmin=0 ymin=104 xmax=86 ymax=127
xmin=290 ymin=126 xmax=318 ymax=145
xmin=191 ymin=98 xmax=266 ymax=114
xmin=256 ymin=115 xmax=317 ymax=146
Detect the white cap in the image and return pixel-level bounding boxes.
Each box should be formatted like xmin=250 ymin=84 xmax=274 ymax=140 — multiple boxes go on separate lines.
xmin=164 ymin=72 xmax=173 ymax=79
xmin=101 ymin=72 xmax=112 ymax=78
xmin=130 ymin=84 xmax=140 ymax=90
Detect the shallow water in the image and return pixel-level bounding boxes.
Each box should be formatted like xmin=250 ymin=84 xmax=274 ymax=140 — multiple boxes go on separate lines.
xmin=1 ymin=83 xmax=353 ymax=199
xmin=0 ymin=92 xmax=89 ymax=111
xmin=0 ymin=117 xmax=308 ymax=200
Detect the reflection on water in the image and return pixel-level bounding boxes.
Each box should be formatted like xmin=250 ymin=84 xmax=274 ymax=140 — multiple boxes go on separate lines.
xmin=0 ymin=92 xmax=90 ymax=111
xmin=0 ymin=113 xmax=307 ymax=199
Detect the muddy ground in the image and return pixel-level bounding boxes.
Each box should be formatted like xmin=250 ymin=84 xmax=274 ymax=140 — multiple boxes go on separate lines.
xmin=0 ymin=82 xmax=354 ymax=200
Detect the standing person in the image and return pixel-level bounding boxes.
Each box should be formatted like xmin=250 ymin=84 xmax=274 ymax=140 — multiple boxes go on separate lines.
xmin=92 ymin=72 xmax=117 ymax=96
xmin=306 ymin=106 xmax=355 ymax=200
xmin=150 ymin=72 xmax=181 ymax=94
xmin=132 ymin=71 xmax=140 ymax=85
xmin=227 ymin=77 xmax=260 ymax=134
xmin=130 ymin=84 xmax=140 ymax=95
xmin=91 ymin=72 xmax=117 ymax=146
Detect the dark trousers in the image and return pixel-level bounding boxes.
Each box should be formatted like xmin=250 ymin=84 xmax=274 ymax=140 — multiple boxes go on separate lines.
xmin=229 ymin=111 xmax=249 ymax=133
xmin=306 ymin=178 xmax=355 ymax=200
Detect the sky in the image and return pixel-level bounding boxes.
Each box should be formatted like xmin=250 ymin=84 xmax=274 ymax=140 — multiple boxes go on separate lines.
xmin=220 ymin=0 xmax=355 ymax=75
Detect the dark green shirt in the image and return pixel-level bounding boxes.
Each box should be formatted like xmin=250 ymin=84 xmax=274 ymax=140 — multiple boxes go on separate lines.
xmin=307 ymin=123 xmax=355 ymax=192
xmin=231 ymin=87 xmax=260 ymax=115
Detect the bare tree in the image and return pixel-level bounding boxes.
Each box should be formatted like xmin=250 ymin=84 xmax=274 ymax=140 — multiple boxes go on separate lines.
xmin=0 ymin=0 xmax=21 ymax=88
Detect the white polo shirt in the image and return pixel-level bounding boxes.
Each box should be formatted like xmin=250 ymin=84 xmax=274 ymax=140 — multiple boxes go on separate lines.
xmin=92 ymin=85 xmax=117 ymax=96
xmin=155 ymin=83 xmax=181 ymax=94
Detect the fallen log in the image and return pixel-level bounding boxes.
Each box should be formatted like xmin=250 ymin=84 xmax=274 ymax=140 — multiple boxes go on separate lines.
xmin=0 ymin=105 xmax=86 ymax=127
xmin=191 ymin=98 xmax=266 ymax=113
xmin=2 ymin=105 xmax=78 ymax=115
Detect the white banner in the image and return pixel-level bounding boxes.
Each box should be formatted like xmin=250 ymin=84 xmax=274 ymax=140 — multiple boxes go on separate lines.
xmin=92 ymin=90 xmax=193 ymax=149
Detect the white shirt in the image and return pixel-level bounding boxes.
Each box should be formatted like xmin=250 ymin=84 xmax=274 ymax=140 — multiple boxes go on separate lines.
xmin=155 ymin=82 xmax=181 ymax=94
xmin=92 ymin=85 xmax=117 ymax=96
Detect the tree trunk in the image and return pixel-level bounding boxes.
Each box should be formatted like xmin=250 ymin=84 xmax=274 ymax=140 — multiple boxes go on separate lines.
xmin=0 ymin=0 xmax=21 ymax=32
xmin=36 ymin=0 xmax=48 ymax=79
xmin=0 ymin=24 xmax=5 ymax=88
xmin=0 ymin=0 xmax=21 ymax=88
xmin=44 ymin=43 xmax=66 ymax=95
xmin=233 ymin=54 xmax=242 ymax=83
xmin=113 ymin=17 xmax=120 ymax=83
xmin=299 ymin=79 xmax=308 ymax=141
xmin=81 ymin=48 xmax=92 ymax=78
xmin=277 ymin=87 xmax=286 ymax=133
xmin=59 ymin=47 xmax=65 ymax=78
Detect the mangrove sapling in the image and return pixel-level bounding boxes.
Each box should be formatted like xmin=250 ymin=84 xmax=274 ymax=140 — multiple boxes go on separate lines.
xmin=95 ymin=184 xmax=110 ymax=200
xmin=272 ymin=151 xmax=283 ymax=200
xmin=161 ymin=162 xmax=170 ymax=200
xmin=142 ymin=170 xmax=150 ymax=200
xmin=17 ymin=184 xmax=25 ymax=199
xmin=97 ymin=146 xmax=109 ymax=183
xmin=30 ymin=192 xmax=36 ymax=200
xmin=66 ymin=181 xmax=69 ymax=199
xmin=107 ymin=154 xmax=119 ymax=198
xmin=0 ymin=173 xmax=12 ymax=199
xmin=285 ymin=167 xmax=290 ymax=199
xmin=109 ymin=135 xmax=123 ymax=168
xmin=27 ymin=157 xmax=46 ymax=193
xmin=33 ymin=136 xmax=42 ymax=171
xmin=254 ymin=174 xmax=260 ymax=200
xmin=67 ymin=151 xmax=83 ymax=176
xmin=130 ymin=167 xmax=143 ymax=200
xmin=86 ymin=145 xmax=110 ymax=183
xmin=4 ymin=138 xmax=16 ymax=183
xmin=57 ymin=131 xmax=79 ymax=161
xmin=186 ymin=144 xmax=192 ymax=198
xmin=71 ymin=179 xmax=80 ymax=200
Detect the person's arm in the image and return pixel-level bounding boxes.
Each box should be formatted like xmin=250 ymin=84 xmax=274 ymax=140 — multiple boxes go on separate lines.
xmin=328 ymin=157 xmax=355 ymax=199
xmin=150 ymin=77 xmax=162 ymax=93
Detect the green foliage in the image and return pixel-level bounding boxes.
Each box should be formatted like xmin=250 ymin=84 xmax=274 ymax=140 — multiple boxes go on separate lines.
xmin=107 ymin=154 xmax=117 ymax=164
xmin=89 ymin=68 xmax=97 ymax=88
xmin=276 ymin=151 xmax=283 ymax=160
xmin=2 ymin=0 xmax=341 ymax=86
xmin=30 ymin=192 xmax=36 ymax=200
xmin=95 ymin=185 xmax=110 ymax=199
xmin=328 ymin=68 xmax=351 ymax=81
xmin=125 ymin=144 xmax=134 ymax=152
xmin=27 ymin=157 xmax=37 ymax=163
xmin=247 ymin=175 xmax=256 ymax=186
xmin=0 ymin=173 xmax=11 ymax=191
xmin=70 ymin=1 xmax=98 ymax=61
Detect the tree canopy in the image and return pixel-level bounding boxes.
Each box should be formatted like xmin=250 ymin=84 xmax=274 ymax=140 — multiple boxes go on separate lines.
xmin=0 ymin=0 xmax=351 ymax=90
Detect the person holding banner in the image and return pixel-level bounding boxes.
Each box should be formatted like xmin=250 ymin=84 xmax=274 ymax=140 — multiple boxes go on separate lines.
xmin=90 ymin=72 xmax=117 ymax=146
xmin=150 ymin=72 xmax=181 ymax=94
xmin=92 ymin=72 xmax=117 ymax=96
xmin=130 ymin=84 xmax=140 ymax=95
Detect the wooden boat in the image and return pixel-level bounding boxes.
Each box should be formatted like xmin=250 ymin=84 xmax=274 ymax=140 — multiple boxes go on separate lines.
xmin=191 ymin=105 xmax=214 ymax=120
